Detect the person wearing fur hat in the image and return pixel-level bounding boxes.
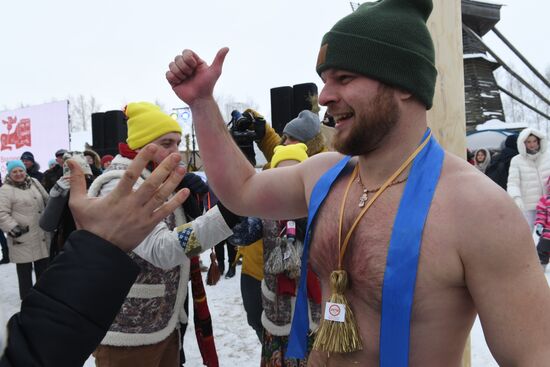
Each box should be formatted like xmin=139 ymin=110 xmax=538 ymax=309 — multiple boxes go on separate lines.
xmin=20 ymin=151 xmax=44 ymax=183
xmin=167 ymin=0 xmax=550 ymax=365
xmin=0 ymin=160 xmax=50 ymax=300
xmin=507 ymin=128 xmax=550 ymax=228
xmin=83 ymin=148 xmax=103 ymax=178
xmin=89 ymin=102 xmax=237 ymax=367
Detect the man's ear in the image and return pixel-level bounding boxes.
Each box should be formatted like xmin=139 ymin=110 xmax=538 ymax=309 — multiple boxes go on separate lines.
xmin=395 ymin=88 xmax=413 ymax=102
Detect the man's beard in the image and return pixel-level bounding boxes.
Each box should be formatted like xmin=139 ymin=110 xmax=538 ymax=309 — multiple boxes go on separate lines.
xmin=332 ymin=86 xmax=400 ymax=156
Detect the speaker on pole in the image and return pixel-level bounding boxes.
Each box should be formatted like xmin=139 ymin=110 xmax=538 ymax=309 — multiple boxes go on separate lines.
xmin=270 ymin=86 xmax=294 ymax=135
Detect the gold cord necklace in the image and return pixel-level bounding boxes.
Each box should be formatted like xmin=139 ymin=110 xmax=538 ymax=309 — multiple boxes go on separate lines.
xmin=313 ymin=132 xmax=432 ymax=354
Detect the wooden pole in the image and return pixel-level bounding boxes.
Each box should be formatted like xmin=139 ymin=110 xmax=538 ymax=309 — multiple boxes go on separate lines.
xmin=427 ymin=0 xmax=467 ymax=156
xmin=426 ymin=1 xmax=471 ymax=366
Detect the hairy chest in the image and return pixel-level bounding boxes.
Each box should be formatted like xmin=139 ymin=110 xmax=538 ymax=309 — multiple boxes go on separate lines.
xmin=308 ymin=180 xmax=455 ymax=311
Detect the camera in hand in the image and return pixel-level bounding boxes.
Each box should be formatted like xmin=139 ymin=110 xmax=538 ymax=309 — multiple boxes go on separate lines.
xmin=228 ymin=110 xmax=256 ymax=148
xmin=228 ymin=110 xmax=257 ymax=166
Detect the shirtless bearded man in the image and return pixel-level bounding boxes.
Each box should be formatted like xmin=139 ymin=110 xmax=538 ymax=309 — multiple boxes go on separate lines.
xmin=165 ymin=0 xmax=550 ymax=365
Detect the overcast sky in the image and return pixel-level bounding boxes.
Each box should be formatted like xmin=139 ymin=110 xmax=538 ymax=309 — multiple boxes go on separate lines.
xmin=1 ymin=0 xmax=548 ymax=121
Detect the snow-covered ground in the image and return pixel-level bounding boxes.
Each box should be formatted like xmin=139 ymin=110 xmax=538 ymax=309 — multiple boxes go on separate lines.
xmin=1 ymin=250 xmax=548 ymax=366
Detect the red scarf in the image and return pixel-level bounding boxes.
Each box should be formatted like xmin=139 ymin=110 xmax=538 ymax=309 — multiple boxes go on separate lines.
xmin=118 ymin=143 xmax=157 ymax=171
xmin=190 ymin=256 xmax=219 ymax=367
xmin=118 ymin=142 xmax=138 ymax=159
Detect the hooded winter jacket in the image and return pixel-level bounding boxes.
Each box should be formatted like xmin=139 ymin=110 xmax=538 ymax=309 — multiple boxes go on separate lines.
xmin=474 ymin=148 xmax=491 ymax=173
xmin=507 ymin=128 xmax=550 ymax=211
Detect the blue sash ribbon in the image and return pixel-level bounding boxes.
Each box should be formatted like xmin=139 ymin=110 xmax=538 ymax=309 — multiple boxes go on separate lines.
xmin=286 ymin=129 xmax=444 ymax=367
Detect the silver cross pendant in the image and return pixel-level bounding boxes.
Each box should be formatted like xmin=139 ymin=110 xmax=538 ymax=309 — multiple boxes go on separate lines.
xmin=358 ymin=191 xmax=368 ymax=208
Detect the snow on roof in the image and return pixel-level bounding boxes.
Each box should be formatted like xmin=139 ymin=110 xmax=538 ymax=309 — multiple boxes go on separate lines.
xmin=476 ymin=118 xmax=528 ymax=131
xmin=463 ymin=53 xmax=497 ymax=63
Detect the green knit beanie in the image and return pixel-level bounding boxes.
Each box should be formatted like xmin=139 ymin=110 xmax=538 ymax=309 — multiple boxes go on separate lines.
xmin=316 ymin=0 xmax=437 ymax=109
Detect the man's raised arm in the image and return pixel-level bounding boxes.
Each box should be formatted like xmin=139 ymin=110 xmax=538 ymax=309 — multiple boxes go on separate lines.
xmin=166 ymin=48 xmax=308 ymax=219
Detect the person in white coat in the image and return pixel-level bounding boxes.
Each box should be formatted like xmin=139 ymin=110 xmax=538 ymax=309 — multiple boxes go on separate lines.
xmin=0 ymin=160 xmax=50 ymax=299
xmin=507 ymin=128 xmax=550 ymax=227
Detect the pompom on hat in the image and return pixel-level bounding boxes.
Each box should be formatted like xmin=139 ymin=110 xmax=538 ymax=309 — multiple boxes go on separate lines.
xmin=271 ymin=143 xmax=308 ymax=168
xmin=316 ymin=0 xmax=437 ymax=109
xmin=7 ymin=160 xmax=26 ymax=175
xmin=125 ymin=102 xmax=182 ymax=150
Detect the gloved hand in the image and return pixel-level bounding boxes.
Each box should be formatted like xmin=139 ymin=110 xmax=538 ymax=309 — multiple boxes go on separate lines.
xmin=536 ymin=223 xmax=544 ymax=236
xmin=514 ymin=197 xmax=524 ymax=211
xmin=244 ymin=108 xmax=266 ymax=141
xmin=50 ymin=177 xmax=70 ymax=198
xmin=234 ymin=111 xmax=254 ymax=131
xmin=227 ymin=217 xmax=263 ymax=246
xmin=178 ymin=172 xmax=209 ymax=195
xmin=8 ymin=225 xmax=29 ymax=238
xmin=182 ymin=193 xmax=203 ymax=220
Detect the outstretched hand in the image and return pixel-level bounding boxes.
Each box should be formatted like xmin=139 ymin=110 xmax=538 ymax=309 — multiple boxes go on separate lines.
xmin=68 ymin=144 xmax=190 ymax=252
xmin=166 ymin=47 xmax=229 ymax=106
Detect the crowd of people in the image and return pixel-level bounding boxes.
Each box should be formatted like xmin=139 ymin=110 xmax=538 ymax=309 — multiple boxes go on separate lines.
xmin=0 ymin=148 xmax=115 ymax=280
xmin=2 ymin=0 xmax=550 ymax=366
xmin=471 ymin=127 xmax=550 ymax=269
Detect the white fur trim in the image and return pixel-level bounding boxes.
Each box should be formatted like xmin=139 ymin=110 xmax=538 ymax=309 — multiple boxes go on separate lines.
xmin=126 ymin=283 xmax=166 ymax=299
xmin=262 ymin=311 xmax=291 ymax=336
xmin=88 ymin=155 xmax=147 ymax=197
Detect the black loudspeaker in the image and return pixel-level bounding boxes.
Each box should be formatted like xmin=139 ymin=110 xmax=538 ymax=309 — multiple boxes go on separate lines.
xmin=91 ymin=110 xmax=127 ymax=157
xmin=270 ymin=86 xmax=294 ymax=135
xmin=91 ymin=112 xmax=106 ymax=149
xmin=292 ymin=83 xmax=318 ymax=117
xmin=103 ymin=110 xmax=127 ymax=149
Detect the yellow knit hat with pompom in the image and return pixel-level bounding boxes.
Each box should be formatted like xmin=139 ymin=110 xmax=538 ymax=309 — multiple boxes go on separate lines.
xmin=271 ymin=143 xmax=308 ymax=168
xmin=125 ymin=102 xmax=182 ymax=150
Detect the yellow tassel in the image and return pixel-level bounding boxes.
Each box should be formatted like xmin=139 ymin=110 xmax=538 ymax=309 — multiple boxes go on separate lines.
xmin=312 ymin=270 xmax=363 ymax=354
